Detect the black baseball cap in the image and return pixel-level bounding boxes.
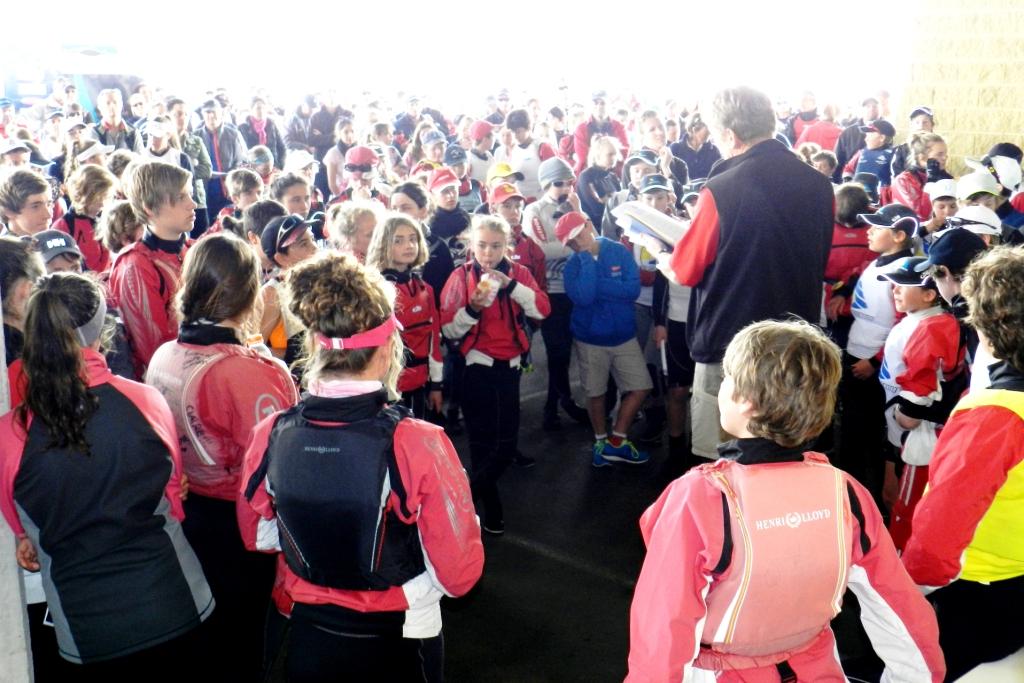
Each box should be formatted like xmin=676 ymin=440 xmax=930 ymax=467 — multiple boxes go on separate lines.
xmin=859 ymin=120 xmax=896 ymax=137
xmin=913 ymin=228 xmax=987 ymax=275
xmin=33 ymin=229 xmax=82 ymax=264
xmin=858 ymin=203 xmax=919 ymax=232
xmin=639 ymin=174 xmax=671 ymax=193
xmin=260 ymin=214 xmax=315 ymax=261
xmin=877 ymin=256 xmax=936 ymax=289
xmin=443 ymin=144 xmax=467 ymax=166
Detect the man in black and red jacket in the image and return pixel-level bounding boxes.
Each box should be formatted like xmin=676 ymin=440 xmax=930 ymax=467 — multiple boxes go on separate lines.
xmin=653 ymin=87 xmax=834 ymax=463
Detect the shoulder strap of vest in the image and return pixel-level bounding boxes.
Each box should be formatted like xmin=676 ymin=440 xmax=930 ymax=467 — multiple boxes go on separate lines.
xmin=712 ymin=491 xmax=732 ymax=574
xmin=242 ymin=407 xmax=298 ymax=502
xmin=846 ymin=482 xmax=871 ymax=556
xmin=379 ymin=405 xmax=415 ymax=518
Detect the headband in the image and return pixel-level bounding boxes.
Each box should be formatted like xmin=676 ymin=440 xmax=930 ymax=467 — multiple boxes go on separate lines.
xmin=313 ymin=314 xmax=403 ymax=351
xmin=76 ymin=297 xmax=107 ymax=347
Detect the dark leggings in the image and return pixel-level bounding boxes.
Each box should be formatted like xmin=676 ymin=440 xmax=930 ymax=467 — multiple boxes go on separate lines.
xmin=461 ymin=362 xmax=522 ymax=522
xmin=540 ymin=293 xmax=574 ymax=412
xmin=181 ymin=494 xmax=276 ymax=682
xmin=286 ymin=617 xmax=444 ymax=683
xmin=930 ymin=574 xmax=1024 ymax=680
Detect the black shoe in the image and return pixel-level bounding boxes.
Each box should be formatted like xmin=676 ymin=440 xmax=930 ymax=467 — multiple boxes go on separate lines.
xmin=542 ymin=412 xmax=562 ymax=431
xmin=513 ymin=451 xmax=536 ymax=468
xmin=560 ymin=399 xmax=591 ymax=425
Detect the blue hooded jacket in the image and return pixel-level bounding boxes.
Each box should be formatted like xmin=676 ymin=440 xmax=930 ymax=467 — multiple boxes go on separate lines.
xmin=564 ymin=237 xmax=640 ymax=346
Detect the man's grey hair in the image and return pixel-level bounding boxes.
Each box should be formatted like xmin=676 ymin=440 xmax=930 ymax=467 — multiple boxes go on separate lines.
xmin=705 ymin=87 xmax=776 ymax=144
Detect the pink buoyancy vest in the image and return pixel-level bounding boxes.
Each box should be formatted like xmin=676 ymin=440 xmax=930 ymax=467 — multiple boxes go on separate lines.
xmin=696 ymin=454 xmax=853 ymax=669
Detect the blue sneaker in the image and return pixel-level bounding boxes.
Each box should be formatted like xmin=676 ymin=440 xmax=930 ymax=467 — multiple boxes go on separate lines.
xmin=591 ymin=439 xmax=611 ymax=468
xmin=600 ymin=439 xmax=650 ymax=465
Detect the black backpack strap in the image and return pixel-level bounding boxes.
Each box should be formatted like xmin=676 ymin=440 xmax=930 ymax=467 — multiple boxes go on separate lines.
xmin=775 ymin=660 xmax=797 ymax=683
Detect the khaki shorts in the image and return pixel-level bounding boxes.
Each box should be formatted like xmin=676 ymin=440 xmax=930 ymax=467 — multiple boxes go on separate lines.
xmin=575 ymin=339 xmax=654 ymax=398
xmin=690 ymin=361 xmax=734 ymax=459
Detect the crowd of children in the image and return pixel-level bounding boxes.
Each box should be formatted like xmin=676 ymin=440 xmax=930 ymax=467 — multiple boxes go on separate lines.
xmin=0 ymin=79 xmax=1023 ymax=681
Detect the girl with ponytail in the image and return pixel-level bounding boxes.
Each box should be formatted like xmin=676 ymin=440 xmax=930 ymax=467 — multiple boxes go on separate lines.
xmin=0 ymin=272 xmax=214 ymax=675
xmin=238 ymin=252 xmax=483 ymax=683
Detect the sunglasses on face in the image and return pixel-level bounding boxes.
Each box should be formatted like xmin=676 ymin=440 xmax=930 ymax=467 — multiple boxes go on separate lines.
xmin=552 ymin=180 xmax=574 ymax=188
xmin=345 ymin=163 xmax=373 ymax=173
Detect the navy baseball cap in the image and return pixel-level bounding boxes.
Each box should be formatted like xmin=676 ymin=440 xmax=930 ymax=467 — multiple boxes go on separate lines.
xmin=858 ymin=203 xmax=919 ymax=233
xmin=859 ymin=120 xmax=896 ymax=137
xmin=443 ymin=144 xmax=467 ymax=166
xmin=877 ymin=256 xmax=936 ymax=289
xmin=913 ymin=228 xmax=987 ymax=275
xmin=639 ymin=174 xmax=671 ymax=193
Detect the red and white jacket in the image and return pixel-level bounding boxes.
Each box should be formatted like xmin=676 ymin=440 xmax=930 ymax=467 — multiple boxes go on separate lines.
xmin=145 ymin=324 xmax=298 ymax=500
xmin=107 ymin=231 xmax=189 ymax=376
xmin=627 ymin=439 xmax=945 ymax=682
xmin=440 ymin=259 xmax=550 ymax=365
xmin=891 ymin=169 xmax=933 ymax=222
xmin=236 ymin=381 xmax=484 ymax=636
xmin=51 ymin=208 xmax=111 ymax=273
xmin=383 ymin=270 xmax=443 ymax=393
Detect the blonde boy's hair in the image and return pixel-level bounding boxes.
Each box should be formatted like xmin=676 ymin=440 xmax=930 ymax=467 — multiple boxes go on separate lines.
xmin=722 ymin=319 xmax=841 ymax=448
xmin=123 ymin=160 xmax=191 ymax=223
xmin=95 ymin=200 xmax=143 ymax=253
xmin=365 ymin=212 xmax=429 ymax=272
xmin=327 ymin=200 xmax=379 ymax=244
xmin=226 ymin=168 xmax=262 ymax=198
xmin=471 ymin=214 xmax=511 ymax=241
xmin=587 ymin=135 xmax=621 ymax=167
xmin=66 ymin=164 xmax=117 ymax=214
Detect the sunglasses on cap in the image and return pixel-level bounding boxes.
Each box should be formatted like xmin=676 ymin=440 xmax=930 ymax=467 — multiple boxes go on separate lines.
xmin=276 ymin=215 xmax=308 ymax=252
xmin=345 ymin=163 xmax=373 ymax=173
xmin=552 ymin=180 xmax=574 ymax=188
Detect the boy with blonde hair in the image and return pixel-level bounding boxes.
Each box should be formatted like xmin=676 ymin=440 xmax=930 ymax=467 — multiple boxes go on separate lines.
xmin=627 ymin=319 xmax=944 ymax=682
xmin=108 ymin=160 xmax=196 ymax=375
xmin=52 ymin=164 xmax=118 ymax=272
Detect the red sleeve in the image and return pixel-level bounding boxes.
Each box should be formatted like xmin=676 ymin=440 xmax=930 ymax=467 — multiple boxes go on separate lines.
xmin=669 ymin=188 xmax=720 ymax=286
xmin=7 ymin=360 xmax=25 ymax=408
xmin=537 ymin=142 xmax=556 ymax=162
xmin=844 ymin=476 xmax=945 ymax=680
xmin=393 ymin=420 xmax=483 ymax=597
xmin=0 ymin=413 xmax=29 ymax=536
xmin=112 ymin=251 xmax=173 ymax=373
xmin=573 ymin=123 xmax=590 ymax=175
xmin=110 ymin=376 xmax=186 ymax=521
xmin=428 ymin=289 xmax=443 ymax=365
xmin=903 ymin=405 xmax=1024 ymax=588
xmin=236 ymin=413 xmax=281 ymax=552
xmin=896 ymin=316 xmax=960 ymax=400
xmin=843 ymin=150 xmax=861 ymax=176
xmin=439 ymin=267 xmax=468 ymax=328
xmin=891 ymin=173 xmax=930 ymax=221
xmin=626 ymin=473 xmax=724 ymax=682
xmin=612 ymin=121 xmax=631 ymax=158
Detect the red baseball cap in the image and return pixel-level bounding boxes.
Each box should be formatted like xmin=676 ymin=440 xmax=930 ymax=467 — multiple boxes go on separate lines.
xmin=555 ymin=211 xmax=588 ymax=246
xmin=490 ymin=183 xmax=524 ymax=206
xmin=469 ymin=120 xmax=494 ymax=142
xmin=345 ymin=145 xmax=379 ymax=166
xmin=428 ymin=168 xmax=460 ymax=194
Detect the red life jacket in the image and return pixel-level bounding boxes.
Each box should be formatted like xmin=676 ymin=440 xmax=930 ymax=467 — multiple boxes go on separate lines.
xmin=392 ymin=273 xmax=435 ymax=392
xmin=53 ymin=209 xmax=111 ymax=273
xmin=695 ymin=453 xmax=853 ymax=670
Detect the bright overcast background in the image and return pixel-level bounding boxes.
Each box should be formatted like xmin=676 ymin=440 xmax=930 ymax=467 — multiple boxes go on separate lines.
xmin=4 ymin=0 xmax=920 ymax=114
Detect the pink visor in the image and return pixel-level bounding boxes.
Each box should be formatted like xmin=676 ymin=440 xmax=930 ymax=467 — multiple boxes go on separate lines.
xmin=313 ymin=314 xmax=403 ymax=350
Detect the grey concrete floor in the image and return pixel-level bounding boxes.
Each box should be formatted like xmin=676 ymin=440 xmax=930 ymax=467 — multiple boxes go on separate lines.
xmin=439 ymin=338 xmax=885 ymax=682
